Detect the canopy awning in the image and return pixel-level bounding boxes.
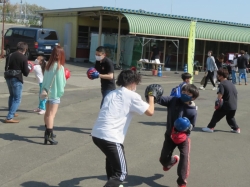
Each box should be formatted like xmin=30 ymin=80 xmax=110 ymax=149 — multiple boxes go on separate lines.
xmin=123 ymin=13 xmax=250 ymax=44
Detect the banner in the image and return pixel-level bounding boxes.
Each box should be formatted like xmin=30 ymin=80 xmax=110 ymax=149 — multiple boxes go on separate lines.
xmin=187 ymin=21 xmax=197 ymax=84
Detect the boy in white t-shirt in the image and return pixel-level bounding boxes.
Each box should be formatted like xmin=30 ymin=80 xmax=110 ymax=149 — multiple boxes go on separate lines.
xmin=33 ymin=56 xmax=46 ymax=115
xmin=92 ymin=70 xmax=162 ymax=187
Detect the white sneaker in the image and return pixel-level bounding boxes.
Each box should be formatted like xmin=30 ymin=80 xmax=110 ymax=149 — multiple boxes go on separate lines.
xmin=212 ymin=87 xmax=217 ymax=91
xmin=33 ymin=108 xmax=40 ymax=112
xmin=199 ymin=86 xmax=205 ymax=90
xmin=231 ymin=128 xmax=240 ymax=134
xmin=202 ymin=127 xmax=214 ymax=133
xmin=38 ymin=110 xmax=45 ymax=115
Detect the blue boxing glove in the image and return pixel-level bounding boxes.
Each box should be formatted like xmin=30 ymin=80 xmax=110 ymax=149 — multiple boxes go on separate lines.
xmin=90 ymin=71 xmax=100 ymax=79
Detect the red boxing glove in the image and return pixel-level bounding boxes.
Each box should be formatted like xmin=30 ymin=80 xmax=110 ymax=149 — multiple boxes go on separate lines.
xmin=64 ymin=68 xmax=70 ymax=80
xmin=28 ymin=61 xmax=34 ymax=72
xmin=215 ymin=98 xmax=223 ymax=110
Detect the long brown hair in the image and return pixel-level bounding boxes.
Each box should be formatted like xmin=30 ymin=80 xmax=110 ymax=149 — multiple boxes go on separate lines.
xmin=45 ymin=46 xmax=65 ymax=70
xmin=37 ymin=56 xmax=46 ymax=74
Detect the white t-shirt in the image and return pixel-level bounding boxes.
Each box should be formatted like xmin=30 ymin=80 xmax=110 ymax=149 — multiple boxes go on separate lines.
xmin=91 ymin=87 xmax=149 ymax=144
xmin=33 ymin=65 xmax=43 ymax=83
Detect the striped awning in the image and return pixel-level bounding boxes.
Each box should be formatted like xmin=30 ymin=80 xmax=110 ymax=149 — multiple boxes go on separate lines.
xmin=123 ymin=13 xmax=250 ymax=44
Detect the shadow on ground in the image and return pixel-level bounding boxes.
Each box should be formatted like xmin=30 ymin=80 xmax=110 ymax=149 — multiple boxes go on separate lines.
xmin=20 ymin=174 xmax=168 ymax=187
xmin=29 ymin=125 xmax=91 ymax=135
xmin=0 ymin=133 xmax=44 ymax=145
xmin=138 ymin=121 xmax=166 ymax=126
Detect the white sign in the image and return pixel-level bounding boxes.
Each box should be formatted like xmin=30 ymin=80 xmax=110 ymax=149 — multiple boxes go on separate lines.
xmin=228 ymin=54 xmax=234 ymax=60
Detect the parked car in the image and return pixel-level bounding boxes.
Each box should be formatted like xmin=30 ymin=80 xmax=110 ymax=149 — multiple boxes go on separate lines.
xmin=4 ymin=27 xmax=59 ymax=59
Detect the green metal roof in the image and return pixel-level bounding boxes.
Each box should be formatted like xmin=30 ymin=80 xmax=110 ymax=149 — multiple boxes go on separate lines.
xmin=103 ymin=7 xmax=250 ymax=28
xmin=123 ymin=13 xmax=250 ymax=44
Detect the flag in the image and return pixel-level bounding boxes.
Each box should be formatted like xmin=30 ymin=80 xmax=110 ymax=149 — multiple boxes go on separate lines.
xmin=187 ymin=21 xmax=197 ymax=84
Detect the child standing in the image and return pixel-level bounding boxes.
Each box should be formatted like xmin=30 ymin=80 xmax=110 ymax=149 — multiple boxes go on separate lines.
xmin=158 ymin=84 xmax=199 ymax=187
xmin=33 ymin=56 xmax=46 ymax=115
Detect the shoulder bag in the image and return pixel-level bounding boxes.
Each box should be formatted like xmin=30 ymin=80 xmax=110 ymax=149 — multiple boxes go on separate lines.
xmin=4 ymin=54 xmax=21 ymax=79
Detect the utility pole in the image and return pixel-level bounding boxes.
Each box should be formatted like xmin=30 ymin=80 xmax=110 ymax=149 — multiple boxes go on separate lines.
xmin=1 ymin=0 xmax=6 ymax=58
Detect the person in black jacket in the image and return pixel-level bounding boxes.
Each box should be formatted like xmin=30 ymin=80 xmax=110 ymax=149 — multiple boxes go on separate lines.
xmin=4 ymin=42 xmax=29 ymax=123
xmin=237 ymin=50 xmax=248 ymax=85
xmin=158 ymin=84 xmax=199 ymax=187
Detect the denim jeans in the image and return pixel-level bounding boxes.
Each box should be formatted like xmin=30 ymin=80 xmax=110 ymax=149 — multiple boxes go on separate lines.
xmin=39 ymin=83 xmax=47 ymax=110
xmin=238 ymin=69 xmax=247 ymax=84
xmin=100 ymin=89 xmax=113 ymax=109
xmin=165 ymin=55 xmax=171 ymax=67
xmin=231 ymin=70 xmax=237 ymax=84
xmin=6 ymin=78 xmax=23 ymax=120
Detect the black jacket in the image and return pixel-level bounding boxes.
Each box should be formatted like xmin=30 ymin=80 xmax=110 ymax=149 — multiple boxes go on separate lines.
xmin=237 ymin=55 xmax=248 ymax=69
xmin=5 ymin=51 xmax=29 ymax=83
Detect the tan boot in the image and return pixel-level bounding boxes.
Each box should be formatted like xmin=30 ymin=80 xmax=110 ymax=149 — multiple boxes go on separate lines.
xmin=5 ymin=119 xmax=19 ymax=123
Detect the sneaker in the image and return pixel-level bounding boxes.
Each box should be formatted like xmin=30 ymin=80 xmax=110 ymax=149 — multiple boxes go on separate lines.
xmin=212 ymin=87 xmax=217 ymax=91
xmin=38 ymin=110 xmax=46 ymax=115
xmin=34 ymin=108 xmax=41 ymax=112
xmin=202 ymin=127 xmax=214 ymax=133
xmin=199 ymin=86 xmax=205 ymax=90
xmin=163 ymin=155 xmax=179 ymax=171
xmin=231 ymin=128 xmax=240 ymax=134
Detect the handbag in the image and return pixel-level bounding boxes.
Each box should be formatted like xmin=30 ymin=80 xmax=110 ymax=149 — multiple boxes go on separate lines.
xmin=40 ymin=70 xmax=58 ymax=100
xmin=4 ymin=54 xmax=21 ymax=79
xmin=200 ymin=75 xmax=206 ymax=85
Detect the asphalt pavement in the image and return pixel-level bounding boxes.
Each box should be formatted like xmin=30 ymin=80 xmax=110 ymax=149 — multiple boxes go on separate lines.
xmin=0 ymin=59 xmax=249 ymax=187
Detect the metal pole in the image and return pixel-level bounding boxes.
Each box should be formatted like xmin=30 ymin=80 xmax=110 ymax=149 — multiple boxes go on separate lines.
xmin=116 ymin=16 xmax=121 ymax=68
xmin=1 ymin=0 xmax=5 ymax=58
xmin=202 ymin=41 xmax=206 ymax=71
xmin=175 ymin=40 xmax=179 ymax=73
xmin=163 ymin=39 xmax=166 ymax=65
xmin=98 ymin=13 xmax=102 ymax=46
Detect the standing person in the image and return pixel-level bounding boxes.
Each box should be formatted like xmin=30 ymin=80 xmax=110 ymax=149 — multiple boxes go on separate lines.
xmin=150 ymin=45 xmax=161 ymax=70
xmin=158 ymin=84 xmax=199 ymax=187
xmin=214 ymin=53 xmax=224 ymax=84
xmin=42 ymin=46 xmax=66 ymax=145
xmin=200 ymin=51 xmax=218 ymax=90
xmin=170 ymin=73 xmax=192 ymax=98
xmin=92 ymin=70 xmax=162 ymax=187
xmin=202 ymin=69 xmax=240 ymax=133
xmin=94 ymin=46 xmax=116 ymax=108
xmin=33 ymin=56 xmax=47 ymax=115
xmin=165 ymin=43 xmax=172 ymax=68
xmin=237 ymin=50 xmax=248 ymax=85
xmin=230 ymin=53 xmax=238 ymax=84
xmin=4 ymin=42 xmax=29 ymax=123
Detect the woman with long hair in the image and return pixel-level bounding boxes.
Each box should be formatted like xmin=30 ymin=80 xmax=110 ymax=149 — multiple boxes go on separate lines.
xmin=33 ymin=56 xmax=47 ymax=114
xmin=42 ymin=46 xmax=66 ymax=145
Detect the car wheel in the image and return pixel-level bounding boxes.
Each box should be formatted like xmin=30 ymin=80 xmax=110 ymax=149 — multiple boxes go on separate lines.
xmin=5 ymin=47 xmax=10 ymax=56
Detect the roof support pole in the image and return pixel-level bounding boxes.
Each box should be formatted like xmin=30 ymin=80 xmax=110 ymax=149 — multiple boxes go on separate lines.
xmin=116 ymin=15 xmax=122 ymax=68
xmin=217 ymin=42 xmax=220 ymax=56
xmin=98 ymin=13 xmax=103 ymax=46
xmin=182 ymin=39 xmax=186 ymax=67
xmin=202 ymin=40 xmax=206 ymax=71
xmin=163 ymin=39 xmax=166 ymax=65
xmin=238 ymin=43 xmax=241 ymax=52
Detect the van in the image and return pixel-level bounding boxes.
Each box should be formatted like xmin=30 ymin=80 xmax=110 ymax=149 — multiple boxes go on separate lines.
xmin=4 ymin=27 xmax=59 ymax=59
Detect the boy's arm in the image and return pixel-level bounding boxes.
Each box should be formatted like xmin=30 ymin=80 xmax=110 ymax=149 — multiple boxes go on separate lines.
xmin=158 ymin=96 xmax=172 ymax=107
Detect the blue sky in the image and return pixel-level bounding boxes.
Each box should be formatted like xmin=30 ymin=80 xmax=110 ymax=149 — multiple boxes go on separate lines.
xmin=10 ymin=0 xmax=250 ymax=24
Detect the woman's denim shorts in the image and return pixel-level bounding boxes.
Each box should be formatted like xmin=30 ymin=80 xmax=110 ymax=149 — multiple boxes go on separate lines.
xmin=47 ymin=98 xmax=60 ymax=104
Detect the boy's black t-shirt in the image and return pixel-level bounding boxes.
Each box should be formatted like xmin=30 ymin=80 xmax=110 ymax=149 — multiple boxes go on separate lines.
xmin=95 ymin=57 xmax=116 ymax=91
xmin=217 ymin=80 xmax=237 ymax=110
xmin=158 ymin=97 xmax=197 ymax=136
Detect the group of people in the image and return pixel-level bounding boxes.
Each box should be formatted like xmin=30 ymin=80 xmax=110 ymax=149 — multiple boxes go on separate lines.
xmin=200 ymin=50 xmax=249 ymax=91
xmin=4 ymin=42 xmax=67 ymax=145
xmin=3 ymin=43 xmax=241 ymax=187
